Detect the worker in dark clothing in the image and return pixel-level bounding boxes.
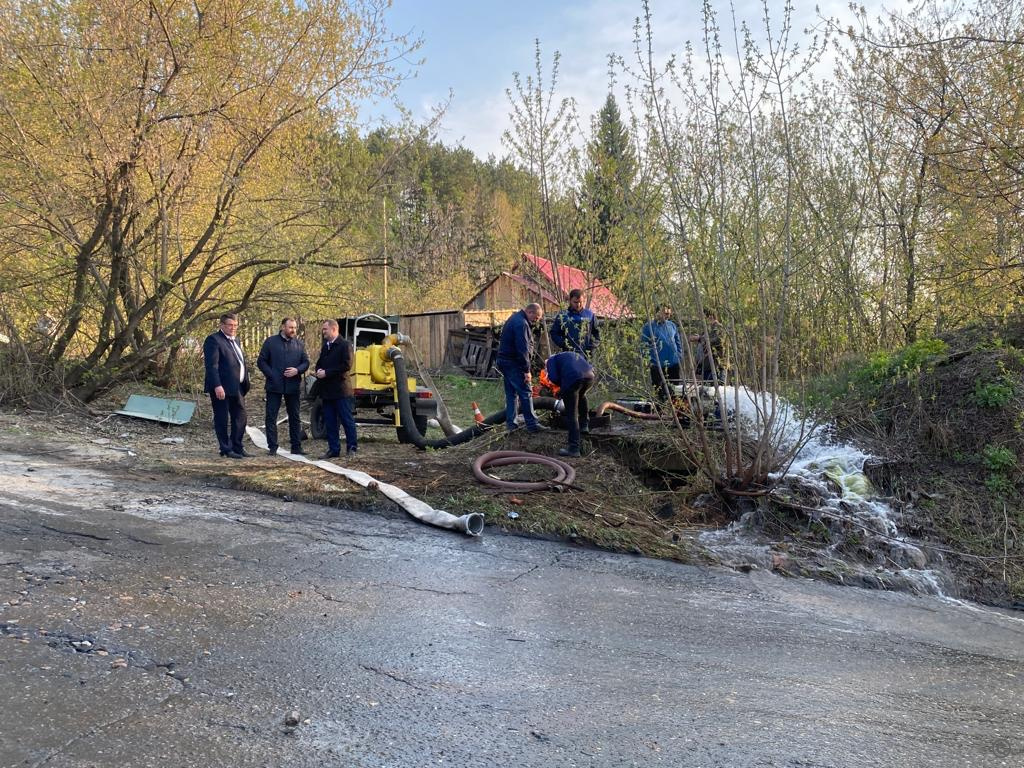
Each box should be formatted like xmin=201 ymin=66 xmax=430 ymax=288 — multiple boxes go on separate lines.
xmin=545 ymin=351 xmax=595 ymax=458
xmin=550 ymin=289 xmax=599 ymax=358
xmin=690 ymin=308 xmax=725 ymax=383
xmin=496 ymin=303 xmax=547 ymax=433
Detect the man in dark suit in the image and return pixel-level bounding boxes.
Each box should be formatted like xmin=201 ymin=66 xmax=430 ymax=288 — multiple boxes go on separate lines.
xmin=256 ymin=317 xmax=310 ymax=456
xmin=315 ymin=319 xmax=357 ymax=459
xmin=203 ymin=312 xmax=251 ymax=459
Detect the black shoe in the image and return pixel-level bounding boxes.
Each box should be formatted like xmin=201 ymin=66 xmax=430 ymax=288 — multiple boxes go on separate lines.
xmin=237 ymin=449 xmax=252 ymax=458
xmin=346 ymin=447 xmax=358 ymax=455
xmin=322 ymin=451 xmax=340 ymax=459
xmin=290 ymin=447 xmax=304 ymax=455
xmin=580 ymin=426 xmax=590 ymax=435
xmin=267 ymin=447 xmax=278 ymax=456
xmin=221 ymin=451 xmax=243 ymax=459
xmin=527 ymin=424 xmax=550 ymax=433
xmin=558 ymin=447 xmax=581 ymax=458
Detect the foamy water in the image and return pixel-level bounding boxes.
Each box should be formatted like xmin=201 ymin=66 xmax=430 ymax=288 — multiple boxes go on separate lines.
xmin=700 ymin=386 xmax=941 ymax=594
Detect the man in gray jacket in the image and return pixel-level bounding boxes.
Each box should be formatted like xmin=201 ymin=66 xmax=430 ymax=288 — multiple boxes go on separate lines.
xmin=257 ymin=317 xmax=310 ymax=455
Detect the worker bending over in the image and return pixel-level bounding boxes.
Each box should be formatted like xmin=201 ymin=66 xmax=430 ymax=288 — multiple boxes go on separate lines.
xmin=545 ymin=351 xmax=595 ymax=458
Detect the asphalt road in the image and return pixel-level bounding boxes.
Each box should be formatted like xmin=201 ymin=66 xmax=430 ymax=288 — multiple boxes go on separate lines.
xmin=1 ymin=446 xmax=1022 ymax=768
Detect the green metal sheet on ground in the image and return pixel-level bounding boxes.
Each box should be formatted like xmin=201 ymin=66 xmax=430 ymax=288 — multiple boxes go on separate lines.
xmin=115 ymin=394 xmax=196 ymax=425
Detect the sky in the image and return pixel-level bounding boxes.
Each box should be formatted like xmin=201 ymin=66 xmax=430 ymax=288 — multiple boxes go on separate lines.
xmin=361 ymin=0 xmax=887 ymax=161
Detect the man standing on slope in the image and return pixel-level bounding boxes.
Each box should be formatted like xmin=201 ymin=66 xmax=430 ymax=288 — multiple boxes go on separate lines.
xmin=496 ymin=303 xmax=548 ymax=433
xmin=641 ymin=304 xmax=683 ymax=401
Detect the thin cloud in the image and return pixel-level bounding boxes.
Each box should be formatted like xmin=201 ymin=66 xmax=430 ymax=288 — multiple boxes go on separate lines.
xmin=376 ymin=0 xmax=879 ymax=160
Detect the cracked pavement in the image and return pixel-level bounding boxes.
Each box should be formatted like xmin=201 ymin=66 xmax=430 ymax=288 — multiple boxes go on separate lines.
xmin=1 ymin=445 xmax=1024 ymax=767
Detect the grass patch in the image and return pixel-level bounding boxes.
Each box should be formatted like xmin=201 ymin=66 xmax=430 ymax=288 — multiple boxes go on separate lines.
xmin=430 ymin=374 xmax=505 ymax=426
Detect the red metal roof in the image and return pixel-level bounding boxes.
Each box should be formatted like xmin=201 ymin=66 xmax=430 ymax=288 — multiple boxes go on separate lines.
xmin=521 ymin=253 xmax=633 ymax=318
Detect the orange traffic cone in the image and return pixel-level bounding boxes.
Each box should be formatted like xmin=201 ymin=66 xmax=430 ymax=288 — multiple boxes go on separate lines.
xmin=471 ymin=402 xmax=485 ymax=424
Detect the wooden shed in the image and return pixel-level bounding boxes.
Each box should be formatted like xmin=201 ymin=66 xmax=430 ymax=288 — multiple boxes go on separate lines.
xmin=461 ymin=253 xmax=632 ymax=320
xmin=447 ymin=253 xmax=633 ymax=378
xmin=461 ymin=272 xmax=562 ymax=317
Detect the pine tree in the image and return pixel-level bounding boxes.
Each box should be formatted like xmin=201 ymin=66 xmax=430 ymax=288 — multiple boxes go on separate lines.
xmin=573 ymin=94 xmax=639 ymax=281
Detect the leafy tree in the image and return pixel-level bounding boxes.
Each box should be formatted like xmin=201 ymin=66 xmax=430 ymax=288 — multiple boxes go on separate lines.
xmin=624 ymin=0 xmax=828 ymax=494
xmin=356 ymin=129 xmax=538 ymax=311
xmin=837 ymin=0 xmax=1024 ymax=340
xmin=503 ymin=40 xmax=576 ymax=293
xmin=0 ymin=0 xmax=408 ymax=400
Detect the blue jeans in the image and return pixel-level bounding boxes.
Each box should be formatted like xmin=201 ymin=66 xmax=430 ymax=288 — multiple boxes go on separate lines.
xmin=498 ymin=363 xmax=539 ymax=430
xmin=323 ymin=397 xmax=357 ymax=454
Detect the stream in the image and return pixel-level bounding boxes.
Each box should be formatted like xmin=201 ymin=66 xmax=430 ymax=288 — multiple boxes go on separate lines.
xmin=699 ymin=386 xmax=952 ymax=596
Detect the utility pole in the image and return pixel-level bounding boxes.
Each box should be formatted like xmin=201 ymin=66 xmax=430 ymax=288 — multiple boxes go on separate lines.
xmin=382 ymin=197 xmax=389 ymax=315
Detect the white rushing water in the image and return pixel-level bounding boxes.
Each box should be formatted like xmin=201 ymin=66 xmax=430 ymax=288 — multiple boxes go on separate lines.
xmin=699 ymin=386 xmax=947 ymax=594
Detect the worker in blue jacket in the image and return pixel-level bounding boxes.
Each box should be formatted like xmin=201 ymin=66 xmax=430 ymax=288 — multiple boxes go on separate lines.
xmin=545 ymin=351 xmax=595 ymax=457
xmin=496 ymin=303 xmax=547 ymax=433
xmin=550 ymin=289 xmax=599 ymax=358
xmin=640 ymin=304 xmax=683 ymax=401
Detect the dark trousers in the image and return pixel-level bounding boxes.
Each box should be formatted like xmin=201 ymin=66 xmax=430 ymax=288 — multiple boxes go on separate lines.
xmin=562 ymin=375 xmax=594 ymax=451
xmin=697 ymin=361 xmax=721 ymax=383
xmin=323 ymin=396 xmax=357 ymax=454
xmin=210 ymin=392 xmax=247 ymax=454
xmin=498 ymin=363 xmax=540 ymax=429
xmin=650 ymin=363 xmax=680 ymax=401
xmin=265 ymin=391 xmax=302 ymax=451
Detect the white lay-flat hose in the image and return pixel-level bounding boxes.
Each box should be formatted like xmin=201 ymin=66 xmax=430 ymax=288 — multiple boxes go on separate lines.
xmin=245 ymin=427 xmax=484 ymax=536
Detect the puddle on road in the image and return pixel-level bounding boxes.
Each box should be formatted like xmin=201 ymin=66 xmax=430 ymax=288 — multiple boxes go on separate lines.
xmin=0 ymin=451 xmax=242 ymax=525
xmin=0 ymin=452 xmax=121 ymax=515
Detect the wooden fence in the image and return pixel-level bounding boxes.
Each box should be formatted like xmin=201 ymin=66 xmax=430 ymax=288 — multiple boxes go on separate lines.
xmin=399 ymin=310 xmax=463 ymax=370
xmin=237 ymin=311 xmax=463 ymax=372
xmin=236 ymin=309 xmax=548 ymax=375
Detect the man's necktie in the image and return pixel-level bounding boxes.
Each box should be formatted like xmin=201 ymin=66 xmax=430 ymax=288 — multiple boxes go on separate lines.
xmin=230 ymin=338 xmax=245 ymax=381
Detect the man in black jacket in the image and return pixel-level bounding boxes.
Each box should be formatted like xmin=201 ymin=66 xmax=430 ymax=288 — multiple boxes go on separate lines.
xmin=315 ymin=319 xmax=357 ymax=459
xmin=257 ymin=317 xmax=310 ymax=456
xmin=203 ymin=312 xmax=251 ymax=459
xmin=496 ymin=303 xmax=547 ymax=433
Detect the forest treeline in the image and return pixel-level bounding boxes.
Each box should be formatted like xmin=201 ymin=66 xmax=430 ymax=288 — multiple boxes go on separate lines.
xmin=0 ymin=0 xmax=1021 ymax=404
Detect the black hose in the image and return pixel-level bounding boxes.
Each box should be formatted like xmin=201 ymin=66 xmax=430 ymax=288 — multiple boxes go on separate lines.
xmin=389 ymin=347 xmax=558 ymax=450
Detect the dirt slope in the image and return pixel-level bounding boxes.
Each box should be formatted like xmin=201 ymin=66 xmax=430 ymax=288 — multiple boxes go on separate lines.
xmin=829 ymin=319 xmax=1024 ymax=605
